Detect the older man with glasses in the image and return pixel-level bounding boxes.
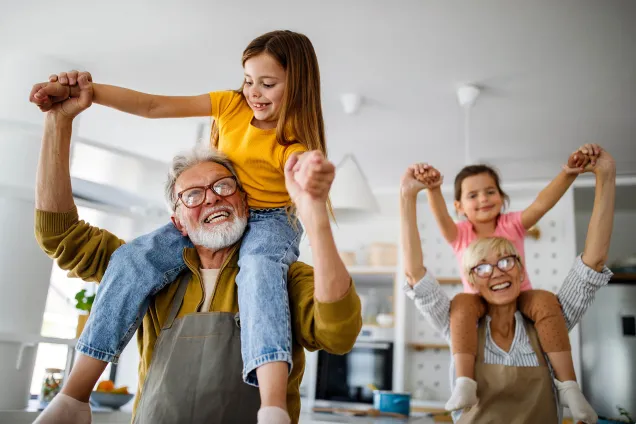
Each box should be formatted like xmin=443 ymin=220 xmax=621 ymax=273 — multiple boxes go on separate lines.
xmin=32 ymin=74 xmax=361 ymax=424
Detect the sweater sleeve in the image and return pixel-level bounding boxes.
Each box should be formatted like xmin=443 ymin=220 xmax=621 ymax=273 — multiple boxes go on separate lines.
xmin=288 ymin=262 xmax=362 ymax=354
xmin=34 ymin=207 xmax=126 ymax=283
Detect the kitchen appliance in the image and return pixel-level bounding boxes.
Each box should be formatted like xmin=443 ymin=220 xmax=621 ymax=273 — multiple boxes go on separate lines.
xmin=314 ymin=326 xmax=394 ymax=407
xmin=581 ymin=275 xmax=636 ymax=418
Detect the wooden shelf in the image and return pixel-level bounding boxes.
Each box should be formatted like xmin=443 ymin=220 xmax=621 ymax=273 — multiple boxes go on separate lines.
xmin=408 ymin=342 xmax=449 ymax=351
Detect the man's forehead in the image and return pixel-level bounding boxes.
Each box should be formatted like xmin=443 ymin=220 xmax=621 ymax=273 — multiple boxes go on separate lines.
xmin=176 ymin=162 xmax=233 ymax=190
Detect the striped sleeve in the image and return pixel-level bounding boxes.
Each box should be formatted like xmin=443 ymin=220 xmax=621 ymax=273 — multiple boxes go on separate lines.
xmin=402 ymin=272 xmax=451 ymax=341
xmin=557 ymin=254 xmax=613 ymax=331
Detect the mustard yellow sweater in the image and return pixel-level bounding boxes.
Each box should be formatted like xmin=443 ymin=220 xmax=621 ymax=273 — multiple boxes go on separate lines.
xmin=35 ymin=207 xmax=362 ymax=423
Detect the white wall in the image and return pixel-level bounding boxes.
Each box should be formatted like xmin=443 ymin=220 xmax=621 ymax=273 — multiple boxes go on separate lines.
xmin=76 ymin=106 xmax=207 ymax=164
xmin=574 ymin=185 xmax=636 ymax=264
xmin=575 ymin=211 xmax=636 ymax=264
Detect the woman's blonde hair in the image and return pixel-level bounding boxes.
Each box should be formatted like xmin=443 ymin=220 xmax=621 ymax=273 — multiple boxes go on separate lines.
xmin=462 ymin=237 xmax=523 ymax=285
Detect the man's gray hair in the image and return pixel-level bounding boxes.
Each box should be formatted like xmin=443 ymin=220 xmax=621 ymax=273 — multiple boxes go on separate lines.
xmin=164 ymin=143 xmax=242 ymax=210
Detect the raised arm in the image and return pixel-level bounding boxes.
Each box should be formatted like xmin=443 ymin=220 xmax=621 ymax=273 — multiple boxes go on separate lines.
xmin=285 ymin=151 xmax=361 ymax=353
xmin=520 ymin=144 xmax=600 ymax=229
xmin=31 ymin=71 xmax=211 ymax=119
xmin=400 ymin=166 xmax=451 ymax=338
xmin=581 ymin=149 xmax=616 ymax=271
xmin=557 ymin=148 xmax=615 ymax=329
xmin=409 ymin=163 xmax=459 ymax=244
xmin=427 ymin=186 xmax=458 ymax=244
xmin=35 ymin=76 xmax=93 ymax=212
xmin=34 ymin=75 xmax=125 ymax=283
xmin=400 ymin=165 xmax=429 ymax=284
xmin=286 ymin=151 xmax=351 ymax=302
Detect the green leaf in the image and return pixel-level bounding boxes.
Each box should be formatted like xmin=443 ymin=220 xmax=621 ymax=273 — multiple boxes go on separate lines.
xmin=74 ymin=289 xmax=95 ymax=312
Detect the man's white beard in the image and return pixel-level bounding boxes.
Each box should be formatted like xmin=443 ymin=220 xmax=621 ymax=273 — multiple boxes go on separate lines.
xmin=186 ymin=216 xmax=247 ymax=250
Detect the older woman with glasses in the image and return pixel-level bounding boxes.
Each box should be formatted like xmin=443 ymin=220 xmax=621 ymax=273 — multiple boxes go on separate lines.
xmin=399 ymin=149 xmax=616 ymax=424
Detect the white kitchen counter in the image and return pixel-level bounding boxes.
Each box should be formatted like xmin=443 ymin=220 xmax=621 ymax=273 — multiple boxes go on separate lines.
xmin=0 ymin=399 xmax=437 ymax=424
xmin=0 ymin=411 xmax=436 ymax=424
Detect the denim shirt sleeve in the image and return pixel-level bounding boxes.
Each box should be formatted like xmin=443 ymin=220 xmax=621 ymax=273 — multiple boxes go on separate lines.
xmin=287 ymin=262 xmax=362 ymax=354
xmin=35 ymin=207 xmax=126 ymax=283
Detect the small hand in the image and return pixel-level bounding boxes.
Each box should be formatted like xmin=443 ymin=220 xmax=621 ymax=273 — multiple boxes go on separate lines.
xmin=563 ymin=143 xmax=602 ymax=175
xmin=414 ymin=163 xmax=443 ymax=189
xmin=33 ymin=74 xmax=93 ymax=120
xmin=30 ymin=71 xmax=93 ymax=112
xmin=401 ymin=163 xmax=442 ymax=197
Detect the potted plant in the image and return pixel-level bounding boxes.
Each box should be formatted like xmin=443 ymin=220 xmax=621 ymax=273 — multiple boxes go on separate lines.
xmin=75 ymin=289 xmax=95 ymax=338
xmin=598 ymin=406 xmax=635 ymax=424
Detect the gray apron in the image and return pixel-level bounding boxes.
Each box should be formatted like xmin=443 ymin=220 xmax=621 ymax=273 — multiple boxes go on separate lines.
xmin=133 ymin=276 xmax=261 ymax=424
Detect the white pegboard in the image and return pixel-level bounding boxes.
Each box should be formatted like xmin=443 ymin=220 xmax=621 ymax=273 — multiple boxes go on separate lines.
xmin=412 ymin=191 xmax=577 ymax=288
xmin=407 ymin=284 xmax=462 ymax=345
xmin=405 ymin=349 xmax=452 ymax=401
xmin=402 ymin=189 xmax=578 ymax=400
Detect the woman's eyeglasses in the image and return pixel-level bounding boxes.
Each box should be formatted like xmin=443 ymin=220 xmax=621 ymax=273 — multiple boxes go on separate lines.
xmin=470 ymin=255 xmax=519 ymax=279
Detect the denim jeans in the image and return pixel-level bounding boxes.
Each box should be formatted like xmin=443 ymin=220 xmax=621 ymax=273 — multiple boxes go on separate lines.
xmin=237 ymin=208 xmax=301 ymax=385
xmin=77 ymin=208 xmax=301 ymax=387
xmin=77 ymin=223 xmax=192 ymax=363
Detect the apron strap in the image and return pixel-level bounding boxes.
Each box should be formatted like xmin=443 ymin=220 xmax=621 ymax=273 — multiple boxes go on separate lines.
xmin=162 ymin=276 xmax=191 ymax=330
xmin=522 ymin=318 xmax=548 ymax=367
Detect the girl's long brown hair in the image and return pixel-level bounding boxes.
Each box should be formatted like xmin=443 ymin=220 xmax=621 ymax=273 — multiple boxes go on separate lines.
xmin=211 ymin=30 xmax=326 ymax=157
xmin=212 ymin=30 xmax=333 ymax=218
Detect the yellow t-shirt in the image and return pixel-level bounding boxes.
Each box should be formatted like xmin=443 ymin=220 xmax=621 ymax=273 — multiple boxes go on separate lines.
xmin=209 ymin=91 xmax=307 ymax=208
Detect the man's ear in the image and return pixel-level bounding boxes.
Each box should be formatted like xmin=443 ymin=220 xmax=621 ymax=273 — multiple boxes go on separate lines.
xmin=171 ymin=213 xmax=188 ymax=236
xmin=242 ymin=192 xmax=249 ymax=216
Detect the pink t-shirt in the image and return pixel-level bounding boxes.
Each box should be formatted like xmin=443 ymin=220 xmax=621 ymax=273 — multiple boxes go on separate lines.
xmin=451 ymin=211 xmax=533 ymax=294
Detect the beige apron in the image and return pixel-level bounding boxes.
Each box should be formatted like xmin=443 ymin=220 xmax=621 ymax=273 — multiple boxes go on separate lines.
xmin=457 ymin=318 xmax=558 ymax=424
xmin=133 ymin=276 xmax=261 ymax=423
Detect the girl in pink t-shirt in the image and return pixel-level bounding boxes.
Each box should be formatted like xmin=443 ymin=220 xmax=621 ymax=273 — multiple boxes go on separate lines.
xmin=407 ymin=143 xmax=601 ymax=414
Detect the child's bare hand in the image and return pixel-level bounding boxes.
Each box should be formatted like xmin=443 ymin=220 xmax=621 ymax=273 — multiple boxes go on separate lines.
xmin=413 ymin=163 xmax=443 ymax=189
xmin=563 ymin=143 xmax=602 ymax=175
xmin=401 ymin=163 xmax=442 ymax=197
xmin=29 ymin=71 xmax=93 ymax=112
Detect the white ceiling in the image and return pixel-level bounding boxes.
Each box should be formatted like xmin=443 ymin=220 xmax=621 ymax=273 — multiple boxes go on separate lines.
xmin=2 ymin=0 xmax=635 ymax=190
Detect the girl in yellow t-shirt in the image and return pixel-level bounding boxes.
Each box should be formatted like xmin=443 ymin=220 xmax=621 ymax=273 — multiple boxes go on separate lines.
xmin=33 ymin=30 xmax=329 ymax=424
